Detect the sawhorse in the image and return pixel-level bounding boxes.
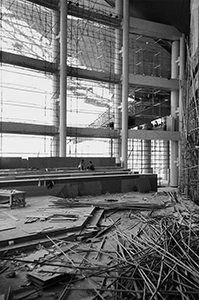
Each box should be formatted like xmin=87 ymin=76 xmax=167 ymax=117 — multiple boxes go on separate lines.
xmin=0 ymin=189 xmax=26 ymax=209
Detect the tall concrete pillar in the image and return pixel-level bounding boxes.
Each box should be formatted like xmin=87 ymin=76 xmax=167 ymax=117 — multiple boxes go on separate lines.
xmin=130 ymin=139 xmax=134 ymax=170
xmin=162 ymin=140 xmax=170 ymax=181
xmin=179 ymin=35 xmax=185 ymax=184
xmin=170 ymin=40 xmax=179 ymax=187
xmin=142 ymin=139 xmax=152 ymax=173
xmin=52 ymin=10 xmax=60 ymax=156
xmin=114 ymin=0 xmax=122 ymax=165
xmin=59 ymin=0 xmax=67 ymax=157
xmin=121 ymin=0 xmax=129 ymax=168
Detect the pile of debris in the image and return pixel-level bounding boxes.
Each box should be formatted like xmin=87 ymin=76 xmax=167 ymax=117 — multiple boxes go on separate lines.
xmin=1 ymin=191 xmax=199 ymax=299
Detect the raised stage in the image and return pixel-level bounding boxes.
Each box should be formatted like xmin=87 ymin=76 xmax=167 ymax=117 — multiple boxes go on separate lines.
xmin=0 ymin=157 xmax=157 ymax=199
xmin=0 ymin=171 xmax=157 ymax=199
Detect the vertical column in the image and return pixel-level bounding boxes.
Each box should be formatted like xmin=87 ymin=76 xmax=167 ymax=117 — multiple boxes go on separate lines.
xmin=59 ymin=0 xmax=67 ymax=157
xmin=114 ymin=0 xmax=122 ymax=165
xmin=179 ymin=34 xmax=185 ymax=178
xmin=110 ymin=138 xmax=113 ymax=157
xmin=121 ymin=0 xmax=129 ymax=168
xmin=162 ymin=140 xmax=170 ymax=181
xmin=130 ymin=139 xmax=134 ymax=170
xmin=142 ymin=139 xmax=152 ymax=173
xmin=170 ymin=40 xmax=179 ymax=187
xmin=52 ymin=10 xmax=60 ymax=156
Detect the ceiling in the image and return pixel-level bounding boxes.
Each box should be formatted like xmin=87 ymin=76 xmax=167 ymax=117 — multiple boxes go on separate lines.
xmin=129 ymin=0 xmax=190 ymax=36
xmin=20 ymin=0 xmax=191 ymax=36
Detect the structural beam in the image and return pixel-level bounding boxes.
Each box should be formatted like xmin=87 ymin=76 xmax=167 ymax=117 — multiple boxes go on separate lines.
xmin=0 ymin=122 xmax=180 ymax=141
xmin=0 ymin=122 xmax=57 ymax=136
xmin=67 ymin=3 xmax=121 ymax=28
xmin=26 ymin=0 xmax=58 ymax=10
xmin=128 ymin=129 xmax=180 ymax=141
xmin=26 ymin=0 xmax=121 ymax=28
xmin=67 ymin=127 xmax=119 ymax=139
xmin=2 ymin=51 xmax=178 ymax=90
xmin=67 ymin=67 xmax=121 ymax=84
xmin=130 ymin=17 xmax=181 ymax=41
xmin=0 ymin=51 xmax=57 ymax=73
xmin=0 ymin=122 xmax=119 ymax=139
xmin=25 ymin=0 xmax=183 ymax=41
xmin=129 ymin=73 xmax=179 ymax=91
xmin=1 ymin=51 xmax=120 ymax=84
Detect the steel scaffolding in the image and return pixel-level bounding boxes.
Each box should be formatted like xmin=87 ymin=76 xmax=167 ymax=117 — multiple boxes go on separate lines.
xmin=1 ymin=0 xmax=176 ymax=183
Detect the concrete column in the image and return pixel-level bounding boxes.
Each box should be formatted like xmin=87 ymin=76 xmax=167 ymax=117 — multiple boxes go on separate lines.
xmin=162 ymin=140 xmax=170 ymax=181
xmin=179 ymin=37 xmax=185 ymax=134
xmin=170 ymin=40 xmax=179 ymax=187
xmin=59 ymin=0 xmax=67 ymax=157
xmin=52 ymin=10 xmax=60 ymax=156
xmin=114 ymin=0 xmax=122 ymax=165
xmin=179 ymin=34 xmax=185 ymax=190
xmin=110 ymin=139 xmax=113 ymax=157
xmin=142 ymin=139 xmax=152 ymax=173
xmin=121 ymin=0 xmax=129 ymax=168
xmin=130 ymin=139 xmax=134 ymax=170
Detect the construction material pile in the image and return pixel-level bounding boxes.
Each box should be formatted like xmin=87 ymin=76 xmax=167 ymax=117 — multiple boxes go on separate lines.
xmin=1 ymin=191 xmax=199 ymax=300
xmin=112 ymin=215 xmax=199 ymax=299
